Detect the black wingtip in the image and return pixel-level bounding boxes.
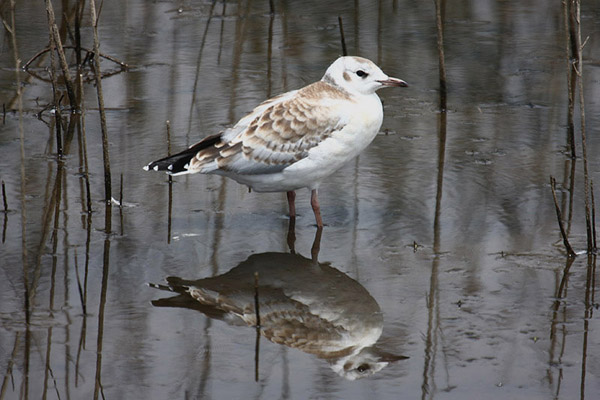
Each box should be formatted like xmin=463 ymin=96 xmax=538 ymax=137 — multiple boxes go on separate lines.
xmin=144 ymin=132 xmax=223 ymax=175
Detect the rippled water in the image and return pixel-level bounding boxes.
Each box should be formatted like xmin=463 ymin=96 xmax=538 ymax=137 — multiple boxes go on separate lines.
xmin=1 ymin=0 xmax=600 ymax=399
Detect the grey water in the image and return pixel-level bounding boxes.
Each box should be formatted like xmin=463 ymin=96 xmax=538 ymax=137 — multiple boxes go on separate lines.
xmin=1 ymin=0 xmax=600 ymax=399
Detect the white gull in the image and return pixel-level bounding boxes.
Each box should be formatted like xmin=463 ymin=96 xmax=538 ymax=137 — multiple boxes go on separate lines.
xmin=144 ymin=56 xmax=407 ymax=227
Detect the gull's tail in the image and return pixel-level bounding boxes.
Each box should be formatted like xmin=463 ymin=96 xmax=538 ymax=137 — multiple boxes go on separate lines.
xmin=148 ymin=277 xmax=233 ymax=320
xmin=143 ymin=133 xmax=222 ymax=175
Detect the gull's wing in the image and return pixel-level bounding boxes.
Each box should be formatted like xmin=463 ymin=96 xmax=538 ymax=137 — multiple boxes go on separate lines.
xmin=188 ymin=81 xmax=353 ymax=175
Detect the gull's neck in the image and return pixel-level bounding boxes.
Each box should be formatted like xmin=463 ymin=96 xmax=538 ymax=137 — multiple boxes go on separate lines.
xmin=321 ymin=74 xmax=371 ymax=98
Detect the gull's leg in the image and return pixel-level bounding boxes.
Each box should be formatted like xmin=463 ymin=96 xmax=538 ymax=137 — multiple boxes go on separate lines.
xmin=311 ymin=225 xmax=323 ymax=262
xmin=310 ymin=189 xmax=323 ymax=228
xmin=287 ymin=217 xmax=296 ymax=254
xmin=286 ymin=191 xmax=296 ymax=219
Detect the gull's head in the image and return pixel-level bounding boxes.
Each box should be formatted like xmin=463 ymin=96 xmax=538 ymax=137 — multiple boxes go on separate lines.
xmin=330 ymin=346 xmax=409 ymax=380
xmin=322 ymin=56 xmax=407 ymax=96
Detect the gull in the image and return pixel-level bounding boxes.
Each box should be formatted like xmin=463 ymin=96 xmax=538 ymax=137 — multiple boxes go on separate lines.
xmin=144 ymin=56 xmax=407 ymax=227
xmin=150 ymin=251 xmax=408 ymax=380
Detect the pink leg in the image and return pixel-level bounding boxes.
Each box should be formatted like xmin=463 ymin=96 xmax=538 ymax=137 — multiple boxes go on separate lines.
xmin=287 ymin=191 xmax=296 ymax=219
xmin=310 ymin=189 xmax=323 ymax=228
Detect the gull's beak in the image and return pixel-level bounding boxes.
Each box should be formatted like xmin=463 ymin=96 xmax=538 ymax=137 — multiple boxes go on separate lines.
xmin=377 ymin=77 xmax=408 ymax=87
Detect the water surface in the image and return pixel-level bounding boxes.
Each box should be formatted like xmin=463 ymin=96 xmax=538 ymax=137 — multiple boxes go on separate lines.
xmin=1 ymin=1 xmax=600 ymax=399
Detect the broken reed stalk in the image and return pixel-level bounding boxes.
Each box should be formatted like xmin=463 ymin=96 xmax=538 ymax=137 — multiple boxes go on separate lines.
xmin=78 ymin=73 xmax=92 ymax=214
xmin=435 ymin=0 xmax=447 ymax=111
xmin=563 ymin=0 xmax=577 ymax=159
xmin=572 ymin=1 xmax=594 ymax=254
xmin=89 ymin=0 xmax=112 ymax=213
xmin=550 ymin=176 xmax=577 ymax=258
xmin=338 ymin=16 xmax=348 ymax=56
xmin=45 ymin=0 xmax=77 ymax=110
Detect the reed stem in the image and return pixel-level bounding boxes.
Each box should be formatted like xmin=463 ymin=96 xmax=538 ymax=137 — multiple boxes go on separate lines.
xmin=45 ymin=0 xmax=77 ymax=110
xmin=550 ymin=177 xmax=577 ymax=258
xmin=2 ymin=180 xmax=7 ymax=212
xmin=89 ymin=0 xmax=112 ymax=213
xmin=338 ymin=16 xmax=347 ymax=56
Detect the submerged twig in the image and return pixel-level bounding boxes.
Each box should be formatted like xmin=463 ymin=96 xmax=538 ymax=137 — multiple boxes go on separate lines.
xmin=550 ymin=177 xmax=577 ymax=258
xmin=24 ymin=45 xmax=129 ymax=72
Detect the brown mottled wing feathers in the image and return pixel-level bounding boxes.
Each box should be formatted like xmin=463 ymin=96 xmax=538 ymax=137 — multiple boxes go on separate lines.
xmin=188 ymin=81 xmax=351 ymax=174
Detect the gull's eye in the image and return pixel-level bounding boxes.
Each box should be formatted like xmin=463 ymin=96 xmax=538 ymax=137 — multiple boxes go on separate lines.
xmin=356 ymin=70 xmax=368 ymax=78
xmin=356 ymin=364 xmax=371 ymax=373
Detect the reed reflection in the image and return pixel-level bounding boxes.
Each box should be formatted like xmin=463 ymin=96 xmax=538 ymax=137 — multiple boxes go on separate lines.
xmin=151 ymin=229 xmax=407 ymax=381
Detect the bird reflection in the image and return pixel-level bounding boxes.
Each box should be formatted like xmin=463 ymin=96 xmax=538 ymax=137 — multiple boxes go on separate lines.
xmin=150 ymin=228 xmax=407 ymax=380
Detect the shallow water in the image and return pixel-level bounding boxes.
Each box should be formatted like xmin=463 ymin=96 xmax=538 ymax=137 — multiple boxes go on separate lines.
xmin=1 ymin=0 xmax=600 ymax=399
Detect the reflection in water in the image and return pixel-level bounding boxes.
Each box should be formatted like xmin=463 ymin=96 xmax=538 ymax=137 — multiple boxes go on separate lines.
xmin=151 ymin=242 xmax=406 ymax=380
xmin=2 ymin=0 xmax=600 ymax=398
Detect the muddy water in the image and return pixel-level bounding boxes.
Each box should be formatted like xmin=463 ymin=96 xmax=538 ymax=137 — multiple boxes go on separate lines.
xmin=1 ymin=1 xmax=600 ymax=399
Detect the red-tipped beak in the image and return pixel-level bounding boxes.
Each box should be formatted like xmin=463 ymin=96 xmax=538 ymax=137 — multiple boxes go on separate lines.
xmin=377 ymin=77 xmax=408 ymax=87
